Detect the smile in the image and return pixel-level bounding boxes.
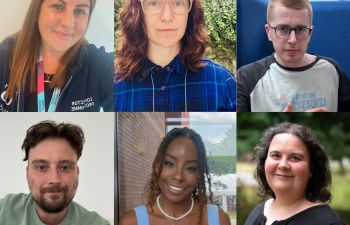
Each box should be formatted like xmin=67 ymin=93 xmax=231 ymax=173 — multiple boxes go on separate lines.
xmin=55 ymin=31 xmax=72 ymax=40
xmin=274 ymin=174 xmax=293 ymax=178
xmin=167 ymin=184 xmax=185 ymax=193
xmin=158 ymin=29 xmax=176 ymax=32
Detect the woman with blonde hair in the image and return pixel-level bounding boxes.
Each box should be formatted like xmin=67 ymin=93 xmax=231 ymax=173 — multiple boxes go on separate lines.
xmin=0 ymin=0 xmax=113 ymax=112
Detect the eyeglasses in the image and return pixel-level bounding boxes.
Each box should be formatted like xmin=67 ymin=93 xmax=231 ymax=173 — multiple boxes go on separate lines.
xmin=139 ymin=0 xmax=193 ymax=15
xmin=269 ymin=24 xmax=313 ymax=40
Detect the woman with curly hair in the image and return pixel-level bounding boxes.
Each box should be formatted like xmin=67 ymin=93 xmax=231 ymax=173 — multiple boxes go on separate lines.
xmin=114 ymin=0 xmax=236 ymax=112
xmin=120 ymin=127 xmax=231 ymax=225
xmin=244 ymin=122 xmax=344 ymax=225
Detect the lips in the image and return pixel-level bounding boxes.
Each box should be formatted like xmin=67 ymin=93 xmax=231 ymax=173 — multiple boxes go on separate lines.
xmin=167 ymin=184 xmax=185 ymax=194
xmin=55 ymin=31 xmax=72 ymax=39
xmin=157 ymin=28 xmax=176 ymax=32
xmin=274 ymin=174 xmax=293 ymax=178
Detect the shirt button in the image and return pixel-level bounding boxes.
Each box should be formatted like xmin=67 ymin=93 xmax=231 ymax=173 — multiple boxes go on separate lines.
xmin=165 ymin=66 xmax=171 ymax=71
xmin=160 ymin=86 xmax=166 ymax=91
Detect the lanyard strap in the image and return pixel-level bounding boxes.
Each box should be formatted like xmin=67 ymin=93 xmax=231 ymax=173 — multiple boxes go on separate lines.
xmin=37 ymin=60 xmax=61 ymax=112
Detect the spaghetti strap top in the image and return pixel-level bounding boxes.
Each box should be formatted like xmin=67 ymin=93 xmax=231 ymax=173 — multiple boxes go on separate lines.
xmin=134 ymin=204 xmax=220 ymax=225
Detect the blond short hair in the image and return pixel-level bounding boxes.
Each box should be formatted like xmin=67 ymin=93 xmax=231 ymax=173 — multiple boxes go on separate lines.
xmin=267 ymin=0 xmax=313 ymax=25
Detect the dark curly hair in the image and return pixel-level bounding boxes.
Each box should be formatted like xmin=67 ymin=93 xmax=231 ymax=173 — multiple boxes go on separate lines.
xmin=115 ymin=0 xmax=207 ymax=80
xmin=145 ymin=127 xmax=213 ymax=225
xmin=255 ymin=122 xmax=332 ymax=202
xmin=22 ymin=120 xmax=85 ymax=161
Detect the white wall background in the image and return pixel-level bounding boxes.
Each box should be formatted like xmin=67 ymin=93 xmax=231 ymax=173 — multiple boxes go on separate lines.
xmin=0 ymin=0 xmax=114 ymax=52
xmin=0 ymin=113 xmax=114 ymax=223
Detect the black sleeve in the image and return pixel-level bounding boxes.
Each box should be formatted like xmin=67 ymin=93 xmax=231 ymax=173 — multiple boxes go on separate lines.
xmin=237 ymin=57 xmax=273 ymax=112
xmin=244 ymin=202 xmax=265 ymax=225
xmin=322 ymin=57 xmax=350 ymax=112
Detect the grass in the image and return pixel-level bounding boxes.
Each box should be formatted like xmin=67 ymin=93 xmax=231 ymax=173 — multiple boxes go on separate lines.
xmin=237 ymin=161 xmax=350 ymax=225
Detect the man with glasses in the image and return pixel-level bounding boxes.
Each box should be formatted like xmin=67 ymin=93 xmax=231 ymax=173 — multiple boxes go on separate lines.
xmin=114 ymin=0 xmax=236 ymax=112
xmin=237 ymin=0 xmax=350 ymax=112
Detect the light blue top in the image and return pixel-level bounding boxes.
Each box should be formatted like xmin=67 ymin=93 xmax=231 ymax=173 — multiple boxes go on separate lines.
xmin=134 ymin=204 xmax=219 ymax=225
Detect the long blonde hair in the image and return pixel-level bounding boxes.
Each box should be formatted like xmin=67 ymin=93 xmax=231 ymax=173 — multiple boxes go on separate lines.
xmin=6 ymin=0 xmax=96 ymax=100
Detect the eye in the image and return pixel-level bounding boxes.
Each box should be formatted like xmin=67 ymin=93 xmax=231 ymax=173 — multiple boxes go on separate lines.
xmin=290 ymin=155 xmax=302 ymax=162
xmin=60 ymin=164 xmax=73 ymax=172
xmin=174 ymin=0 xmax=185 ymax=6
xmin=277 ymin=26 xmax=290 ymax=32
xmin=186 ymin=166 xmax=197 ymax=174
xmin=75 ymin=8 xmax=88 ymax=16
xmin=269 ymin=152 xmax=280 ymax=159
xmin=147 ymin=0 xmax=160 ymax=7
xmin=35 ymin=165 xmax=48 ymax=172
xmin=163 ymin=160 xmax=174 ymax=168
xmin=52 ymin=4 xmax=64 ymax=12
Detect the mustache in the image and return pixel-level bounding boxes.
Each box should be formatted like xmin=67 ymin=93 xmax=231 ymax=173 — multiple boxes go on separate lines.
xmin=40 ymin=185 xmax=68 ymax=193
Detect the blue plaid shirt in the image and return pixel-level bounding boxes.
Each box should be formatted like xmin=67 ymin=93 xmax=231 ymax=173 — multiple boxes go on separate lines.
xmin=114 ymin=56 xmax=236 ymax=112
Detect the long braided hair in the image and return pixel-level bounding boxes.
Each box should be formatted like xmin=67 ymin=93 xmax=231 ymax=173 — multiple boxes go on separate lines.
xmin=145 ymin=127 xmax=213 ymax=225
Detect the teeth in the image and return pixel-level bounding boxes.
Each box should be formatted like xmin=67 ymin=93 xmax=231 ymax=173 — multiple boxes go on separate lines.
xmin=169 ymin=185 xmax=184 ymax=192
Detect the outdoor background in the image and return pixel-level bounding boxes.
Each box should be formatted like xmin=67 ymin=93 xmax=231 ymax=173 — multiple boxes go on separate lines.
xmin=236 ymin=113 xmax=350 ymax=225
xmin=114 ymin=0 xmax=237 ymax=74
xmin=116 ymin=112 xmax=236 ymax=225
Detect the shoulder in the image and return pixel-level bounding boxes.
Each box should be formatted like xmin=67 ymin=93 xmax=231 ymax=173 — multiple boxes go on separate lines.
xmin=80 ymin=43 xmax=114 ymax=66
xmin=0 ymin=193 xmax=32 ymax=216
xmin=301 ymin=204 xmax=345 ymax=224
xmin=69 ymin=201 xmax=110 ymax=224
xmin=217 ymin=205 xmax=231 ymax=225
xmin=244 ymin=201 xmax=265 ymax=225
xmin=120 ymin=209 xmax=138 ymax=225
xmin=316 ymin=55 xmax=348 ymax=77
xmin=0 ymin=36 xmax=16 ymax=50
xmin=238 ymin=55 xmax=274 ymax=78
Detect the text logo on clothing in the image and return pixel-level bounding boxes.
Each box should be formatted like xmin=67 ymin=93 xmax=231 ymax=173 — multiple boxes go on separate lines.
xmin=71 ymin=97 xmax=95 ymax=111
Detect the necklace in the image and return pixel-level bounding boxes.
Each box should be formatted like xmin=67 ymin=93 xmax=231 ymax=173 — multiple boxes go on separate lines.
xmin=156 ymin=195 xmax=194 ymax=221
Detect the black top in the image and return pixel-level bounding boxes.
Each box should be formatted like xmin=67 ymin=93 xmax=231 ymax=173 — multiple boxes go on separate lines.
xmin=244 ymin=202 xmax=345 ymax=225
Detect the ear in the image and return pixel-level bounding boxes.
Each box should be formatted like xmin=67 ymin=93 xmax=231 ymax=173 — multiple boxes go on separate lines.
xmin=77 ymin=166 xmax=80 ymax=175
xmin=308 ymin=25 xmax=314 ymax=42
xmin=265 ymin=24 xmax=272 ymax=41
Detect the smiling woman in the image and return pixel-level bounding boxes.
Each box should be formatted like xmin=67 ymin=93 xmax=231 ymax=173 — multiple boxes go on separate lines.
xmin=244 ymin=122 xmax=345 ymax=225
xmin=119 ymin=127 xmax=231 ymax=225
xmin=0 ymin=0 xmax=114 ymax=112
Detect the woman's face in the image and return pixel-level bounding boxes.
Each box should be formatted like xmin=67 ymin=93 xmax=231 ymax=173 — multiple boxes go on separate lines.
xmin=38 ymin=0 xmax=91 ymax=56
xmin=158 ymin=137 xmax=199 ymax=204
xmin=142 ymin=0 xmax=190 ymax=53
xmin=264 ymin=133 xmax=311 ymax=198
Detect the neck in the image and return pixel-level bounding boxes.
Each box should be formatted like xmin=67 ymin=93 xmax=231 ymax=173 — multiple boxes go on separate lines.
xmin=275 ymin=52 xmax=316 ymax=68
xmin=158 ymin=195 xmax=193 ymax=218
xmin=42 ymin=48 xmax=64 ymax=74
xmin=147 ymin=43 xmax=180 ymax=67
xmin=272 ymin=192 xmax=307 ymax=210
xmin=36 ymin=204 xmax=68 ymax=225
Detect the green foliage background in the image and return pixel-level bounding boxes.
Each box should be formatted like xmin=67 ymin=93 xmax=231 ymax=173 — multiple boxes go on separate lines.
xmin=114 ymin=0 xmax=237 ymax=73
xmin=208 ymin=156 xmax=236 ymax=174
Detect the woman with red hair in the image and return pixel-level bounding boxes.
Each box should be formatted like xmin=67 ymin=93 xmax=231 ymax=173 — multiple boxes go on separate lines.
xmin=115 ymin=0 xmax=236 ymax=112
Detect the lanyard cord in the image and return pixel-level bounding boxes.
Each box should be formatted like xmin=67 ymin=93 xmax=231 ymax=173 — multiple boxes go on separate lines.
xmin=37 ymin=59 xmax=61 ymax=112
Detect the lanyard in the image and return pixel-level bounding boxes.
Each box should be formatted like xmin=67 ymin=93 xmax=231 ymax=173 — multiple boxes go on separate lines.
xmin=37 ymin=59 xmax=61 ymax=112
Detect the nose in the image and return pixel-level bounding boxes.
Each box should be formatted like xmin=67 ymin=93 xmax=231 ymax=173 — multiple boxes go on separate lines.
xmin=61 ymin=9 xmax=75 ymax=29
xmin=47 ymin=168 xmax=62 ymax=184
xmin=172 ymin=167 xmax=185 ymax=181
xmin=278 ymin=158 xmax=290 ymax=171
xmin=160 ymin=3 xmax=174 ymax=21
xmin=287 ymin=30 xmax=297 ymax=43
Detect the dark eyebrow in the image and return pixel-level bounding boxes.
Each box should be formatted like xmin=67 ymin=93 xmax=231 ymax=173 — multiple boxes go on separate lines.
xmin=165 ymin=153 xmax=198 ymax=164
xmin=31 ymin=159 xmax=49 ymax=164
